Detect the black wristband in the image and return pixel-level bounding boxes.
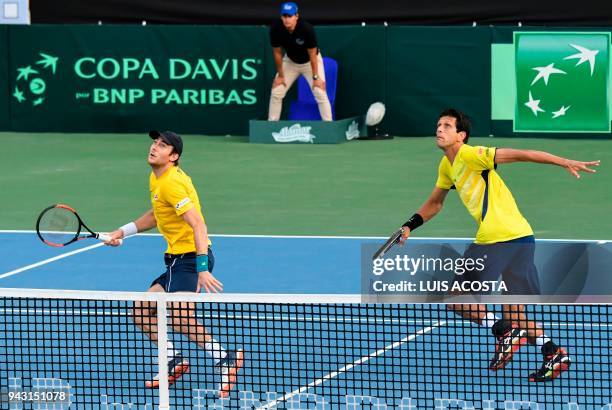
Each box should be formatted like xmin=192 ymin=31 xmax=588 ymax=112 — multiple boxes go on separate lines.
xmin=402 ymin=213 xmax=424 ymax=231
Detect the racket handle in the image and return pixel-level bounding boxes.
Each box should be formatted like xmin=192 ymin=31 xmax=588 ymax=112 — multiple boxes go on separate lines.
xmin=97 ymin=233 xmax=123 ymax=245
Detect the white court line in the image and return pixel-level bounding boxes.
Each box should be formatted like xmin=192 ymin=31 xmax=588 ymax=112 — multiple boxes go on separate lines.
xmin=257 ymin=321 xmax=445 ymax=410
xmin=0 ymin=230 xmax=609 ymax=242
xmin=0 ymin=235 xmax=135 ymax=280
xmin=0 ymin=242 xmax=108 ymax=280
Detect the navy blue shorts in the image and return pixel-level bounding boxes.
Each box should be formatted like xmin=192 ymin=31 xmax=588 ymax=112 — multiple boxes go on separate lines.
xmin=457 ymin=236 xmax=541 ymax=295
xmin=151 ymin=247 xmax=215 ymax=293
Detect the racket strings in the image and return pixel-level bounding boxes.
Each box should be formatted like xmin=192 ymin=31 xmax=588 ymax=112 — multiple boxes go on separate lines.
xmin=38 ymin=207 xmax=80 ymax=245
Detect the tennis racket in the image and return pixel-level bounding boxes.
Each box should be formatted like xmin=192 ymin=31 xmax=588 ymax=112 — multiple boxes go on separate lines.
xmin=372 ymin=229 xmax=403 ymax=260
xmin=36 ymin=204 xmax=121 ymax=247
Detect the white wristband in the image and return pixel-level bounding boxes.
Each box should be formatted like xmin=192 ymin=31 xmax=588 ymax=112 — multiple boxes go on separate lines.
xmin=119 ymin=222 xmax=138 ymax=237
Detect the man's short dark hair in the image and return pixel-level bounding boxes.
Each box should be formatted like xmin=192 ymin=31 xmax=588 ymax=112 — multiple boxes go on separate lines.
xmin=439 ymin=108 xmax=471 ymax=143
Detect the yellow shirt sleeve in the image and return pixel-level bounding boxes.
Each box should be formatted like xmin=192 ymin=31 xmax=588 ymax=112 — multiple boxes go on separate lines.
xmin=460 ymin=145 xmax=496 ymax=171
xmin=435 ymin=157 xmax=454 ymax=190
xmin=160 ymin=179 xmax=195 ymax=216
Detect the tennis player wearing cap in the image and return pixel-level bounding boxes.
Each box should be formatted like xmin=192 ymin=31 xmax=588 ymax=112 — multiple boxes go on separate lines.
xmin=399 ymin=109 xmax=600 ymax=382
xmin=268 ymin=1 xmax=332 ymax=121
xmin=106 ymin=130 xmax=243 ymax=397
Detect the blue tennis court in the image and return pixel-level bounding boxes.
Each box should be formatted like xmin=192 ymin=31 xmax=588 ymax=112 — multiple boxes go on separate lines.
xmin=0 ymin=231 xmax=367 ymax=293
xmin=1 ymin=232 xmax=611 ymax=409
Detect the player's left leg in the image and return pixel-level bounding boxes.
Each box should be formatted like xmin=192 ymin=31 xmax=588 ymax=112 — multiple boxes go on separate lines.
xmin=502 ymin=305 xmax=571 ymax=381
xmin=165 ymin=250 xmax=244 ymax=395
xmin=449 ymin=241 xmax=529 ymax=371
xmin=503 ymin=239 xmax=571 ymax=381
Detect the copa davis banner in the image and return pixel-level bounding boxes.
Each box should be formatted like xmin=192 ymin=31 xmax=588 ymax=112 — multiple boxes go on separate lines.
xmin=361 ymin=239 xmax=612 ymax=303
xmin=7 ymin=25 xmax=268 ymax=134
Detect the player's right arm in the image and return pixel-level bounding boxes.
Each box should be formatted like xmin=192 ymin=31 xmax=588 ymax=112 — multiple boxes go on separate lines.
xmin=133 ymin=209 xmax=157 ymax=232
xmin=106 ymin=209 xmax=157 ymax=246
xmin=399 ymin=187 xmax=449 ymax=244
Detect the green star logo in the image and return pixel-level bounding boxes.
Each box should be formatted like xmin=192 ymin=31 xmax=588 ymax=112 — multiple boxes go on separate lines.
xmin=16 ymin=66 xmax=39 ymax=81
xmin=12 ymin=52 xmax=59 ymax=107
xmin=13 ymin=87 xmax=26 ymax=103
xmin=36 ymin=53 xmax=59 ymax=74
xmin=515 ymin=32 xmax=610 ymax=133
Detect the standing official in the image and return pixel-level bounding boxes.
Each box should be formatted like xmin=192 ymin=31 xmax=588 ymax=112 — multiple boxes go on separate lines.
xmin=268 ymin=2 xmax=332 ymax=121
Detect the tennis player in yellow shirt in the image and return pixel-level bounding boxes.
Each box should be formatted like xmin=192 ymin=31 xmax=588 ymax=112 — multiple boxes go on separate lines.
xmin=399 ymin=109 xmax=600 ymax=382
xmin=107 ymin=130 xmax=243 ymax=397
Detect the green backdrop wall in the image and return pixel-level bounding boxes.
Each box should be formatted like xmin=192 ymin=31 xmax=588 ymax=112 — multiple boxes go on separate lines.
xmin=0 ymin=26 xmax=9 ymax=130
xmin=385 ymin=26 xmax=491 ymax=137
xmin=1 ymin=24 xmax=610 ymax=137
xmin=318 ymin=26 xmax=387 ymax=122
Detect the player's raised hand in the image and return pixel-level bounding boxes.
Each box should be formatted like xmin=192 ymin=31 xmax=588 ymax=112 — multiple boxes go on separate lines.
xmin=564 ymin=159 xmax=600 ymax=179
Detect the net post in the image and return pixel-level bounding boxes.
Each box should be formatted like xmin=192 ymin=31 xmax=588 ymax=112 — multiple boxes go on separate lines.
xmin=156 ymin=294 xmax=170 ymax=410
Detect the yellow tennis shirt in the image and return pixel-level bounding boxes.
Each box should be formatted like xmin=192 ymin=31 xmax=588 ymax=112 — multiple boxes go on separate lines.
xmin=150 ymin=166 xmax=210 ymax=254
xmin=436 ymin=144 xmax=533 ymax=244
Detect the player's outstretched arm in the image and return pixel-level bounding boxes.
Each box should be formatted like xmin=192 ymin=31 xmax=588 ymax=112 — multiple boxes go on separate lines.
xmin=105 ymin=209 xmax=157 ymax=246
xmin=495 ymin=148 xmax=600 ymax=179
xmin=399 ymin=187 xmax=449 ymax=244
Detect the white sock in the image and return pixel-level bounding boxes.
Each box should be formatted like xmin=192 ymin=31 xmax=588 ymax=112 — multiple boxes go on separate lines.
xmin=205 ymin=339 xmax=227 ymax=364
xmin=535 ymin=335 xmax=551 ymax=348
xmin=166 ymin=341 xmax=180 ymax=359
xmin=482 ymin=312 xmax=499 ymax=329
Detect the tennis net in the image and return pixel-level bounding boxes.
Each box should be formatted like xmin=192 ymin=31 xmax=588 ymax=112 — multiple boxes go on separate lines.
xmin=0 ymin=288 xmax=610 ymax=409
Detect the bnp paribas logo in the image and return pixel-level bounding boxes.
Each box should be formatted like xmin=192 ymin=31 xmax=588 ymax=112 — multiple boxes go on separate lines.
xmin=515 ymin=32 xmax=610 ymax=133
xmin=12 ymin=52 xmax=59 ymax=107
